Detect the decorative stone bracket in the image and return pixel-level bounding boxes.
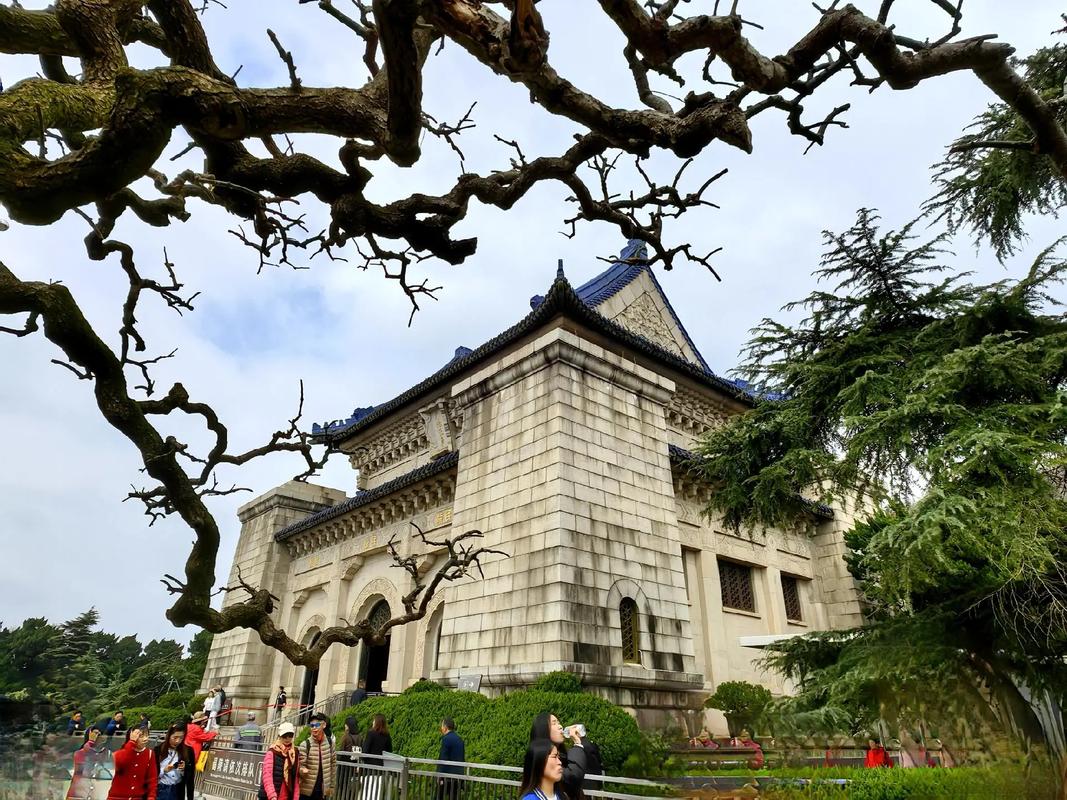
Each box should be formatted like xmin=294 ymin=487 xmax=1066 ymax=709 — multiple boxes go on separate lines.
xmin=291 ymin=587 xmax=317 ymax=610
xmin=420 ymin=398 xmax=459 ymax=459
xmin=341 ymin=555 xmax=365 ymax=581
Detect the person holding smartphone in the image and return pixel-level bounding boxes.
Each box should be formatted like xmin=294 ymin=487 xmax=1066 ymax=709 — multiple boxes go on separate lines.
xmin=155 ymin=723 xmax=195 ymax=800
xmin=66 ymin=727 xmax=106 ymax=800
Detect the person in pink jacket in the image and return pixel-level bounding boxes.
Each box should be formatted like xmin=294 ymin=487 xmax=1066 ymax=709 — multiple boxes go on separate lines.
xmin=260 ymin=723 xmax=300 ymax=800
xmin=66 ymin=728 xmax=105 ymax=800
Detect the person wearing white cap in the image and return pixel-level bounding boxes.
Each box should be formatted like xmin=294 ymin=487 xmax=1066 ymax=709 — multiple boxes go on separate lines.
xmin=261 ymin=722 xmax=299 ymax=800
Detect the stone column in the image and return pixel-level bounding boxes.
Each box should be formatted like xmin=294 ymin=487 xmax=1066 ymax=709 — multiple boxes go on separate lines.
xmin=763 ymin=566 xmax=787 ymax=634
xmin=811 ymin=497 xmax=865 ymax=629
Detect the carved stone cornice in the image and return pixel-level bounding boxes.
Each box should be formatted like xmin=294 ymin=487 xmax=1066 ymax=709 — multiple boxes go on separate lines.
xmin=283 ymin=473 xmax=456 ymax=558
xmin=347 ymin=412 xmax=428 ymax=479
xmin=666 ymin=386 xmax=732 ymax=439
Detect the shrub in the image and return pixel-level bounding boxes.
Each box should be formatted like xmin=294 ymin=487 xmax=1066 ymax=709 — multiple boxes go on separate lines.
xmin=620 ymin=728 xmax=683 ymax=779
xmin=757 ymin=764 xmax=1056 ymax=800
xmin=188 ymin=693 xmax=209 ymax=714
xmin=153 ymin=692 xmax=186 ymax=709
xmin=124 ymin=704 xmax=188 ymax=730
xmin=492 ymin=690 xmax=640 ymax=773
xmin=403 ymin=680 xmax=447 ymax=694
xmin=532 ymin=672 xmax=583 ymax=694
xmin=325 ymin=687 xmax=640 ymax=773
xmin=704 ymin=681 xmax=772 ymax=736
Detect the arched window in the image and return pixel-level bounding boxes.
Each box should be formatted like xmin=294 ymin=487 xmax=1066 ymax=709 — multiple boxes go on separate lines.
xmin=368 ymin=599 xmax=391 ymax=633
xmin=619 ymin=598 xmax=640 ymax=664
xmin=423 ymin=604 xmax=445 ymax=676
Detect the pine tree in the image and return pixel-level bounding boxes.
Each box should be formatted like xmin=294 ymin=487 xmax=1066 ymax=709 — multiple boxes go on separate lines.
xmin=46 ymin=609 xmax=100 ymax=671
xmin=693 ymin=210 xmax=1067 ymax=757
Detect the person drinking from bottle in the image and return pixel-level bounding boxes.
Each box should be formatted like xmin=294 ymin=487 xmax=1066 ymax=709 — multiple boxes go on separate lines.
xmin=528 ymin=714 xmax=585 ymax=800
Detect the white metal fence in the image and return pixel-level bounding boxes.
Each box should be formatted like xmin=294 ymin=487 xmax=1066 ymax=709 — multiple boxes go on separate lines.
xmin=195 ymin=745 xmax=669 ymax=800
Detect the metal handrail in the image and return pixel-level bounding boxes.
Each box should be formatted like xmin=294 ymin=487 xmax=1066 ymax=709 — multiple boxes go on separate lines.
xmin=193 ymin=743 xmax=670 ymax=800
xmin=260 ymin=689 xmax=350 ymax=740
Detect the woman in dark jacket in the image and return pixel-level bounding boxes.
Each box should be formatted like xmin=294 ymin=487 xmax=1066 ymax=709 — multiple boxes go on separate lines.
xmin=338 ymin=717 xmax=363 ymax=758
xmin=336 ymin=717 xmax=362 ymax=798
xmin=529 ymin=713 xmax=586 ymax=800
xmin=361 ymin=714 xmax=392 ymax=767
xmin=154 ymin=723 xmax=196 ymax=800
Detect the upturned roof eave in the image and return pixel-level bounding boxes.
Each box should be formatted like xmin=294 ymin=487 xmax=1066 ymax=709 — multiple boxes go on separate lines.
xmin=317 ymin=275 xmax=754 ymax=447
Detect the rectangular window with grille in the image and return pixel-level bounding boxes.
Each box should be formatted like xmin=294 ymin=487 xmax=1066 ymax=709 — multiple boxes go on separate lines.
xmin=718 ymin=560 xmax=755 ymax=612
xmin=781 ymin=575 xmax=803 ymax=622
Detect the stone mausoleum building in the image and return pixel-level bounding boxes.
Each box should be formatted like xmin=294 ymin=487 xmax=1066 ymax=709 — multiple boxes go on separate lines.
xmin=204 ymin=241 xmax=864 ymax=730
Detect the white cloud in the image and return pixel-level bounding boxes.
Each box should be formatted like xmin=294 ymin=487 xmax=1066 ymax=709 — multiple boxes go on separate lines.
xmin=0 ymin=1 xmax=1061 ymax=644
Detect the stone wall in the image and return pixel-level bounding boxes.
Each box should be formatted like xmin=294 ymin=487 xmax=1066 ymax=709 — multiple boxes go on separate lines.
xmin=205 ymin=317 xmax=867 ymax=733
xmin=437 ymin=326 xmax=704 ymax=725
xmin=201 ymin=481 xmax=345 ymax=712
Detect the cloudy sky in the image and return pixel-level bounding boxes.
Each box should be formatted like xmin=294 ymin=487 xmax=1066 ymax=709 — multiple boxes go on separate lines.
xmin=0 ymin=1 xmax=1062 ymax=648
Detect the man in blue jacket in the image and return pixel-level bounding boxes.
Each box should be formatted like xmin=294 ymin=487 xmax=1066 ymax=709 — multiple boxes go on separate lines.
xmin=102 ymin=710 xmax=126 ymax=736
xmin=436 ymin=717 xmax=465 ymax=800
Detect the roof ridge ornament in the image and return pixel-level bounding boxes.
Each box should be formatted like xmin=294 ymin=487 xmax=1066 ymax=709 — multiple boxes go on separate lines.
xmin=556 ymin=258 xmax=565 ymax=279
xmin=620 ymin=239 xmax=649 ymax=263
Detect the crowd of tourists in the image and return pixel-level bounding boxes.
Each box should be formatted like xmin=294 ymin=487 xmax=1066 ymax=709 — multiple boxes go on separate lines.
xmin=56 ymin=695 xmax=605 ymax=800
xmin=256 ymin=707 xmax=603 ymax=800
xmin=61 ymin=707 xmax=220 ymax=800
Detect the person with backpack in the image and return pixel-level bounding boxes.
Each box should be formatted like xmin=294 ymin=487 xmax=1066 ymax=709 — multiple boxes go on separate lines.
xmin=184 ymin=712 xmax=218 ymax=767
xmin=214 ymin=685 xmax=230 ymax=726
xmin=274 ymin=687 xmax=288 ymax=723
xmin=297 ymin=713 xmax=336 ymax=800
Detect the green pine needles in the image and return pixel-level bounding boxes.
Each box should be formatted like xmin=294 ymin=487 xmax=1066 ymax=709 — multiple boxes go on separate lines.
xmin=693 ymin=209 xmax=1067 ymax=754
xmin=926 ymin=43 xmax=1067 ymax=261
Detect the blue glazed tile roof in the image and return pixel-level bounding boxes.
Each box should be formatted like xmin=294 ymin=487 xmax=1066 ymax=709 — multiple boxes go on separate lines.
xmin=312 ymin=406 xmax=377 ymax=437
xmin=315 ymin=252 xmax=756 ymax=442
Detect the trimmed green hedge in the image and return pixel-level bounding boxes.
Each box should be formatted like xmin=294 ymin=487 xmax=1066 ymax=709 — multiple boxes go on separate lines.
xmin=532 ymin=672 xmax=583 ymax=694
xmin=122 ymin=704 xmax=188 ymax=729
xmin=326 ymin=687 xmax=640 ymax=772
xmin=706 ymin=765 xmax=1056 ymax=800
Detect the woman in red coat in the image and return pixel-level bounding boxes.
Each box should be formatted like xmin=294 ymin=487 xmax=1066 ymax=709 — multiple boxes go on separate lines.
xmin=107 ymin=726 xmax=158 ymax=800
xmin=184 ymin=712 xmax=218 ymax=765
xmin=66 ymin=728 xmax=106 ymax=800
xmin=864 ymin=738 xmax=894 ymax=768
